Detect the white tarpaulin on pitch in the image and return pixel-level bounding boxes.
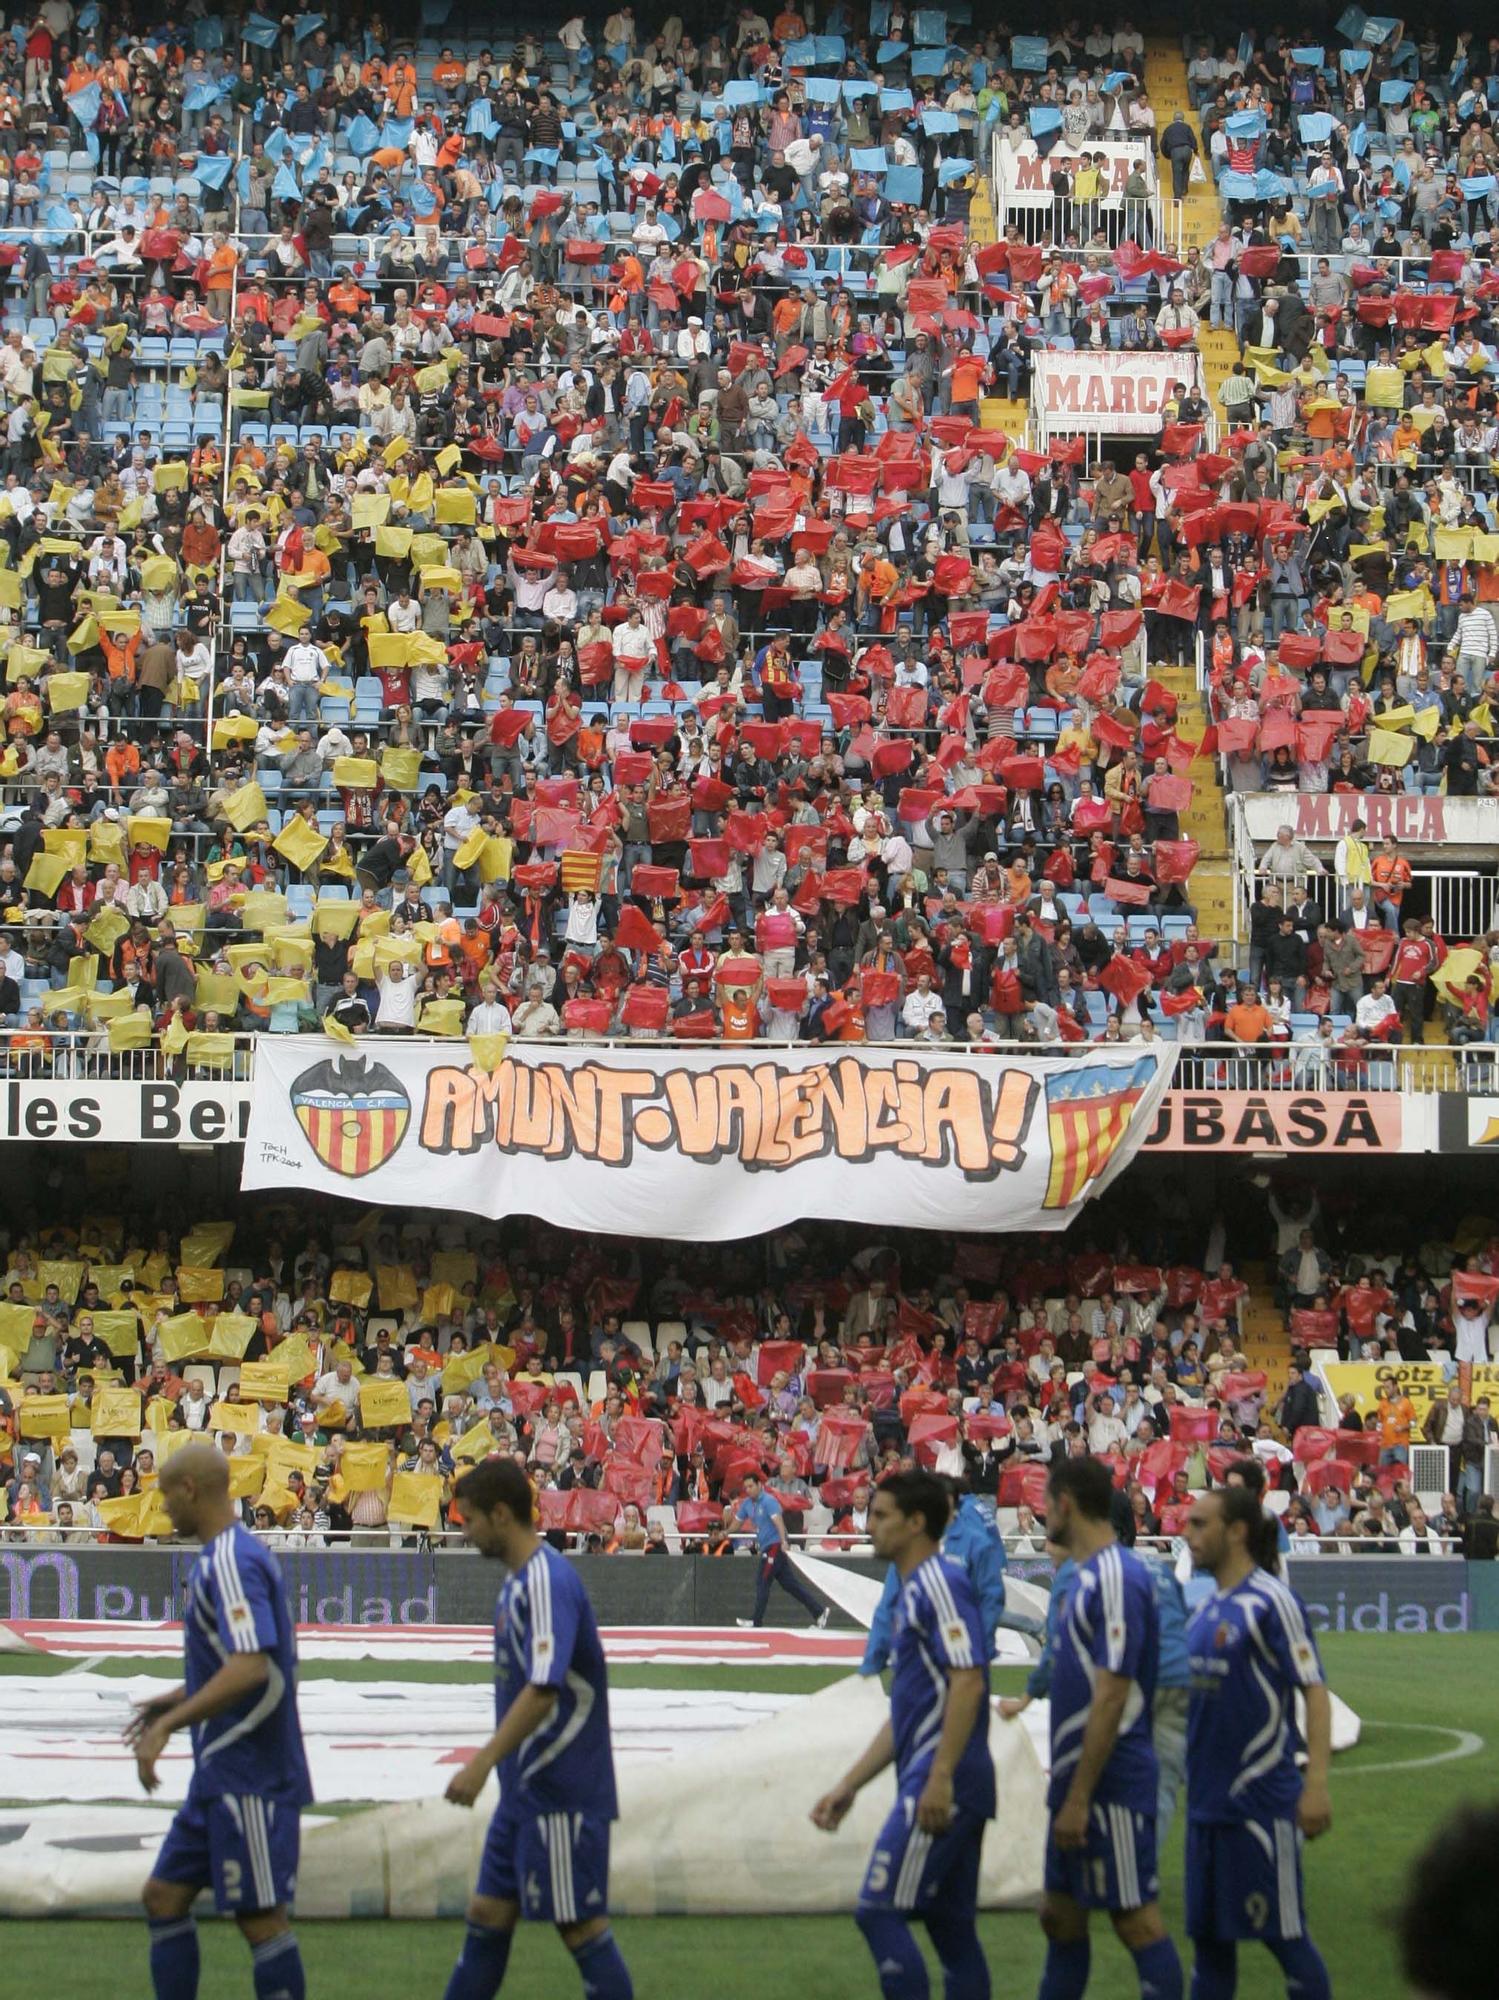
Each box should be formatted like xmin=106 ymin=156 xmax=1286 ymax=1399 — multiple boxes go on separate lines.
xmin=242 ymin=1039 xmax=1176 ymax=1238
xmin=0 ymin=1675 xmax=1047 ymax=1917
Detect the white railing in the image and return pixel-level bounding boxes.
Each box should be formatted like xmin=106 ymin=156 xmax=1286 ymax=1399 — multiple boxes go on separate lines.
xmin=0 ymin=1030 xmax=1490 ymax=1095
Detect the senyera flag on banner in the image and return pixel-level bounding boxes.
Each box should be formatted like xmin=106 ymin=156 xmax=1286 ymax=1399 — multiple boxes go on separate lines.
xmin=242 ymin=1041 xmax=1178 ymax=1241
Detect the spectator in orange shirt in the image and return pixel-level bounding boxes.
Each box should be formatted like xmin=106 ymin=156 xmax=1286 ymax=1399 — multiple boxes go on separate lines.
xmin=1376 ymin=1376 xmax=1417 ymax=1467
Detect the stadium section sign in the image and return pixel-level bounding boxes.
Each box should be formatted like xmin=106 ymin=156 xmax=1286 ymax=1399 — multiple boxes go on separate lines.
xmin=1240 ymin=794 xmax=1496 ymax=846
xmin=1145 ymin=1090 xmax=1409 ymax=1152
xmin=996 ymin=140 xmax=1155 ymax=208
xmin=0 ymin=1079 xmax=250 ymax=1144
xmin=242 ymin=1040 xmax=1177 ymax=1238
xmin=1033 ymin=352 xmax=1202 ymax=435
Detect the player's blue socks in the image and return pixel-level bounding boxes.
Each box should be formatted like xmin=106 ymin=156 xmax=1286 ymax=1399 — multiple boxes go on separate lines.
xmin=1189 ymin=1939 xmax=1238 ymax=2000
xmin=926 ymin=1909 xmax=991 ymax=1998
xmin=1267 ymin=1936 xmax=1331 ymax=2000
xmin=1131 ymin=1936 xmax=1184 ymax=2000
xmin=570 ymin=1926 xmax=634 ymax=1998
xmin=251 ymin=1931 xmax=306 ymax=2000
xmin=148 ymin=1915 xmax=200 ymax=2000
xmin=857 ymin=1910 xmax=930 ymax=1998
xmin=1038 ymin=1938 xmax=1091 ymax=2000
xmin=443 ymin=1920 xmax=513 ymax=2000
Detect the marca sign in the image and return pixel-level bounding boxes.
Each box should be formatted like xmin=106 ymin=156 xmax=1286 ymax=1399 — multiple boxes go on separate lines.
xmin=243 ymin=1038 xmax=1176 ymax=1239
xmin=1242 ymin=794 xmax=1498 ymax=847
xmin=998 ymin=140 xmax=1155 ymax=207
xmin=1033 ymin=352 xmax=1202 ymax=436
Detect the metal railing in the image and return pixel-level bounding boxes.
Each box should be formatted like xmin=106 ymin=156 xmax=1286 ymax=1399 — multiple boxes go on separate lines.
xmin=0 ymin=1029 xmax=1490 ymax=1094
xmin=1246 ymin=866 xmax=1499 ymax=940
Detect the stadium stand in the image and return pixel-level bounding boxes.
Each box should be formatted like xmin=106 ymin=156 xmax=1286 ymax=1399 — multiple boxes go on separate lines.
xmin=0 ymin=10 xmax=1493 ymax=1550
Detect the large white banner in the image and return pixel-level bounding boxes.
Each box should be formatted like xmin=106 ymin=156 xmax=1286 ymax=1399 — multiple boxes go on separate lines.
xmin=242 ymin=1039 xmax=1178 ymax=1239
xmin=1033 ymin=351 xmax=1203 ymax=437
xmin=997 ymin=138 xmax=1156 ymax=208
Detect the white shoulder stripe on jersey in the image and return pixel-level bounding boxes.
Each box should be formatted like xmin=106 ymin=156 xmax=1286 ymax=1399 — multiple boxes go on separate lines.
xmin=1097 ymin=1546 xmax=1126 ymax=1671
xmin=1247 ymin=1572 xmax=1324 ymax=1684
xmin=213 ymin=1535 xmax=257 ymax=1654
xmin=529 ymin=1552 xmax=554 ymax=1676
xmin=921 ymin=1559 xmax=975 ymax=1669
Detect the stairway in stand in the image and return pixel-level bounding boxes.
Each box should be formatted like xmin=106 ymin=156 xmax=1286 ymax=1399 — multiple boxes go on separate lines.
xmin=1235 ymin=1259 xmax=1291 ymax=1406
xmin=1148 ymin=664 xmax=1238 ymax=952
xmin=1142 ymin=37 xmax=1222 ymax=256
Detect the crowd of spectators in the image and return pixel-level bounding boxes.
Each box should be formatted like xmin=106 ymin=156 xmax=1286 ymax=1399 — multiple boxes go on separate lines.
xmin=1 ymin=1184 xmax=1496 ymax=1552
xmin=0 ymin=10 xmax=1486 ymax=1066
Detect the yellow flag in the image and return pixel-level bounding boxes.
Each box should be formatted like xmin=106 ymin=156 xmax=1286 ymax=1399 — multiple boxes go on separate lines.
xmin=367 ymin=629 xmax=412 ymax=669
xmin=311 ymin=899 xmax=361 ymax=939
xmin=176 ymin=1266 xmax=225 ymax=1305
xmin=92 ymin=1309 xmax=142 ymax=1358
xmin=409 ymin=844 xmax=434 ymax=888
xmin=238 ymin=891 xmax=289 ymax=933
xmin=329 ymin=1269 xmax=374 ymax=1309
xmin=194 ymin=971 xmax=241 ymax=1014
xmin=153 ymin=461 xmax=189 ymax=493
xmin=381 ymin=746 xmax=422 ymax=791
xmin=468 ymin=1033 xmax=510 ymax=1073
xmin=1363 ymin=365 xmax=1404 ymax=409
xmin=239 ymin=1359 xmax=291 ymax=1402
xmin=127 ymin=812 xmax=173 ymax=853
xmin=341 ymin=1441 xmax=393 ymax=1492
xmin=24 ymin=852 xmax=69 ymax=896
xmin=374 ymin=525 xmax=414 ymax=559
xmin=418 ymin=998 xmax=466 ymax=1037
xmin=376 ymin=1265 xmax=420 ymax=1310
xmin=107 ymin=1010 xmax=154 ymax=1051
xmin=212 ymin=714 xmax=260 ymax=749
xmin=351 ymin=493 xmax=392 ymax=530
xmin=265 ymin=593 xmax=313 ymax=635
xmin=96 ymin=1492 xmax=146 ymax=1538
xmin=38 ymin=1259 xmax=84 ymax=1302
xmin=442 ymin=1344 xmax=494 ymax=1393
xmin=140 ymin=554 xmax=179 ymax=593
xmin=435 ymin=444 xmax=462 ymax=475
xmin=206 ymin=1312 xmax=257 ymax=1360
xmin=273 ymin=818 xmax=329 ymax=873
xmin=91 ymin=1386 xmax=142 ymax=1437
xmin=388 ymin=1470 xmax=444 ymax=1529
xmin=19 ymin=1393 xmax=71 ymax=1438
xmin=228 ymin=1457 xmax=267 ymax=1501
xmin=1383 ymin=588 xmax=1434 ymax=624
xmin=405 ymin=631 xmax=447 ymax=668
xmin=359 ymin=1377 xmax=412 ymax=1429
xmin=1367 ymin=727 xmax=1415 ymax=768
xmin=46 ymin=670 xmax=90 ymax=712
xmin=332 ymin=756 xmax=379 ymax=790
xmin=435 ymin=486 xmax=476 ymax=526
xmin=157 ymin=1310 xmax=210 ymax=1361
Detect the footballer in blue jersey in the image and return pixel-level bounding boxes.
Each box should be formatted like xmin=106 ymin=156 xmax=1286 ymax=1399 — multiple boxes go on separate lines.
xmin=813 ymin=1470 xmax=996 ymax=2000
xmin=1036 ymin=1457 xmax=1183 ymax=2000
xmin=441 ymin=1457 xmax=633 ymax=2000
xmin=129 ymin=1444 xmax=311 ymax=2000
xmin=1183 ymin=1487 xmax=1333 ymax=2000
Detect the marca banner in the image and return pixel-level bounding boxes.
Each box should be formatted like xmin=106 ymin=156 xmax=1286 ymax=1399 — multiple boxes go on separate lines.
xmin=997 ymin=139 xmax=1155 ymax=209
xmin=242 ymin=1039 xmax=1178 ymax=1239
xmin=1321 ymin=1361 xmax=1499 ymax=1423
xmin=1241 ymin=793 xmax=1497 ymax=849
xmin=1034 ymin=352 xmax=1203 ymax=437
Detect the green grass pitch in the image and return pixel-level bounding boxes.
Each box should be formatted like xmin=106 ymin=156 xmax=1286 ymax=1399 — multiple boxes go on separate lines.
xmin=5 ymin=1633 xmax=1492 ymax=1997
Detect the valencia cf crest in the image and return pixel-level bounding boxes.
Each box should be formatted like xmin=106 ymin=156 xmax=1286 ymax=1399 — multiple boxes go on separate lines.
xmin=290 ymin=1055 xmax=411 ymax=1178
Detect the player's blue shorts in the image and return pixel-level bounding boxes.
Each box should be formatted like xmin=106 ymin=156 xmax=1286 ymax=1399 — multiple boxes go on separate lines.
xmin=1186 ymin=1815 xmax=1308 ymax=1942
xmin=1044 ymin=1800 xmax=1158 ymax=1911
xmin=152 ymin=1787 xmax=300 ymax=1914
xmin=858 ymin=1789 xmax=986 ymax=1916
xmin=477 ymin=1796 xmax=613 ymax=1925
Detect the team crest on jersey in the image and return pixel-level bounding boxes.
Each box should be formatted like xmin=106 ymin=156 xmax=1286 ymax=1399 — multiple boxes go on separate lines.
xmin=289 ymin=1055 xmax=411 ymax=1178
xmin=1213 ymin=1621 xmax=1238 ymax=1651
xmin=943 ymin=1618 xmax=968 ymax=1651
